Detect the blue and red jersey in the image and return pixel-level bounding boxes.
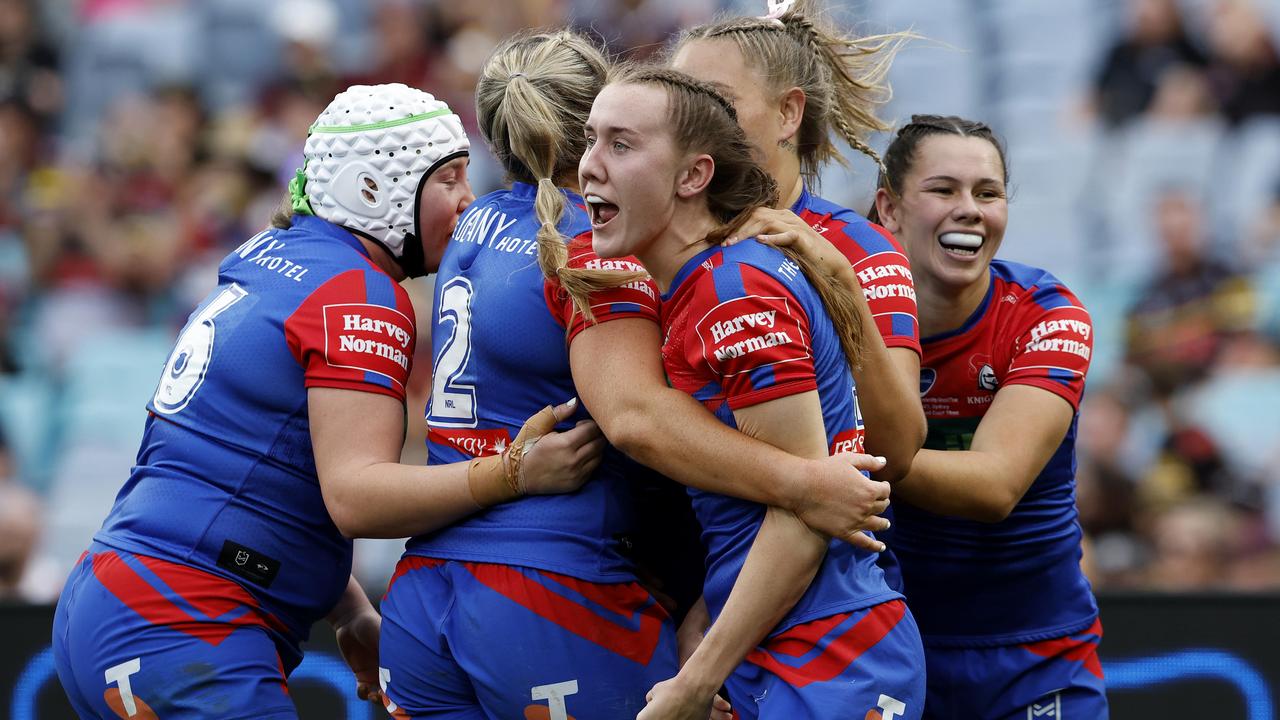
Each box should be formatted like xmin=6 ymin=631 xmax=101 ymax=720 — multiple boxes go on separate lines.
xmin=792 ymin=186 xmax=920 ymax=356
xmin=407 ymin=182 xmax=660 ymax=582
xmin=660 ymin=239 xmax=899 ymax=633
xmin=893 ymin=259 xmax=1099 ymax=647
xmin=94 ymin=214 xmax=418 ymax=645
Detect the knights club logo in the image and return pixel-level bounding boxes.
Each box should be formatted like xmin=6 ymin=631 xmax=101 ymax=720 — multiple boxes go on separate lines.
xmin=968 ymin=353 xmax=999 ymax=392
xmin=919 ymin=368 xmax=936 ymax=396
xmin=978 ymin=364 xmax=998 ymax=392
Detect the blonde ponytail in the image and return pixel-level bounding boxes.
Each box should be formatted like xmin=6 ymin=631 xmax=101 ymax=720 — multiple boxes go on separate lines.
xmin=477 ymin=30 xmax=643 ymax=324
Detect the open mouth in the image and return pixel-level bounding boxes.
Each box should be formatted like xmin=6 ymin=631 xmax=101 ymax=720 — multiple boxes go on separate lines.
xmin=585 ymin=193 xmax=619 ymax=229
xmin=938 ymin=231 xmax=983 ymax=258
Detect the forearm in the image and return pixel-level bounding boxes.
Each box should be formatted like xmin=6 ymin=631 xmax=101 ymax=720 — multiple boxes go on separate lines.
xmin=323 ymin=461 xmax=481 ymax=539
xmin=894 ymin=448 xmax=1019 ymax=523
xmin=603 ymin=387 xmax=808 ymax=510
xmin=327 ymin=575 xmax=376 ymax=627
xmin=675 ymin=508 xmax=825 ymax=694
xmin=839 ymin=266 xmax=926 ymax=481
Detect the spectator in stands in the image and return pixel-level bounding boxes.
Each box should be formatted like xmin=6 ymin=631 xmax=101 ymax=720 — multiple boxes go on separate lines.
xmin=1205 ymin=0 xmax=1280 ymax=125
xmin=1125 ymin=188 xmax=1256 ymax=396
xmin=0 ymin=0 xmax=63 ymax=123
xmin=1142 ymin=497 xmax=1237 ymax=590
xmin=0 ymin=481 xmax=42 ymax=601
xmin=1090 ymin=0 xmax=1206 ymax=127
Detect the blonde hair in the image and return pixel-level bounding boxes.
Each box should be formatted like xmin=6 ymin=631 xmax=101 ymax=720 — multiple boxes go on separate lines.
xmin=674 ymin=0 xmax=910 ymax=187
xmin=476 ymin=29 xmax=641 ymax=323
xmin=612 ymin=65 xmax=864 ymax=368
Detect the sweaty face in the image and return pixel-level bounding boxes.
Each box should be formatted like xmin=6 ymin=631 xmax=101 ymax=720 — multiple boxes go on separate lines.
xmin=671 ymin=39 xmax=783 ymax=171
xmin=880 ymin=135 xmax=1007 ymax=294
xmin=417 ymin=156 xmax=474 ymax=273
xmin=579 ymin=82 xmax=682 ymax=262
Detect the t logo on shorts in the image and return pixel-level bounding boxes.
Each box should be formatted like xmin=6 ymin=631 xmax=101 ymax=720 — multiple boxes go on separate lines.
xmin=866 ymin=694 xmax=906 ymax=720
xmin=528 ymin=679 xmax=579 ymax=720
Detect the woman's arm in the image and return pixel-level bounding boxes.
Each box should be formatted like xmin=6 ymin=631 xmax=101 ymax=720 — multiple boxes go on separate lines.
xmin=309 ymin=388 xmax=604 ymax=538
xmin=640 ymin=390 xmax=858 ymax=719
xmin=327 ymin=575 xmax=383 ymax=704
xmin=894 ymin=385 xmax=1074 ymax=522
xmin=730 ymin=208 xmax=926 ymax=481
xmin=569 ymin=318 xmax=890 ymax=552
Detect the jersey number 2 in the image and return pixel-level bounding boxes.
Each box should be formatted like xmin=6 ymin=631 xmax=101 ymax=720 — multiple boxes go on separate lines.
xmin=153 ymin=284 xmax=248 ymax=415
xmin=428 ymin=277 xmax=478 ymax=427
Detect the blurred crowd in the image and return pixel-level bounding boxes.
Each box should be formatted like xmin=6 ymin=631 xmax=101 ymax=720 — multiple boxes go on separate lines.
xmin=0 ymin=0 xmax=1278 ymax=603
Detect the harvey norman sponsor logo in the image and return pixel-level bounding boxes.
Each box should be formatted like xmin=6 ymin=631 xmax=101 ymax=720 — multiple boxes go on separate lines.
xmin=1023 ymin=315 xmax=1092 ymax=360
xmin=582 ymin=257 xmax=657 ymax=301
xmin=695 ymin=296 xmax=809 ymax=372
xmin=323 ymin=303 xmax=414 ymax=385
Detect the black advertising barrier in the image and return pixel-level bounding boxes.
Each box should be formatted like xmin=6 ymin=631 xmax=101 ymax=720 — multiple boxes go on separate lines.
xmin=4 ymin=594 xmax=1278 ymax=719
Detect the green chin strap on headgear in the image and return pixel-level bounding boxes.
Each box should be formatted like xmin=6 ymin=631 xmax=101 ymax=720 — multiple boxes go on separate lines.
xmin=289 ymin=165 xmax=315 ymax=215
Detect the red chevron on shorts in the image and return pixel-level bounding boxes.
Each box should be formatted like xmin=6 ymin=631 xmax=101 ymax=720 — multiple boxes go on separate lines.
xmin=744 ymin=600 xmax=906 ymax=688
xmin=385 ymin=555 xmax=446 ymax=596
xmin=91 ymin=550 xmax=288 ymax=645
xmin=1021 ymin=617 xmax=1105 ymax=679
xmin=464 ymin=562 xmax=666 ymax=666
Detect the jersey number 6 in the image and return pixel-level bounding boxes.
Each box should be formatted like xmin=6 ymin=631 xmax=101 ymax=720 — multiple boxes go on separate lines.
xmin=153 ymin=284 xmax=249 ymax=415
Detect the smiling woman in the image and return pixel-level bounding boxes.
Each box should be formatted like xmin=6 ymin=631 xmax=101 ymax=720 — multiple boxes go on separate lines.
xmin=782 ymin=114 xmax=1107 ymax=718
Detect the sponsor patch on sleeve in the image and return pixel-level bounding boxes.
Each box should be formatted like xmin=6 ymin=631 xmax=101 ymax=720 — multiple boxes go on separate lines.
xmin=322 ymin=303 xmax=415 ymax=390
xmin=695 ymin=295 xmax=810 ymax=377
xmin=1006 ymin=304 xmax=1093 ymax=406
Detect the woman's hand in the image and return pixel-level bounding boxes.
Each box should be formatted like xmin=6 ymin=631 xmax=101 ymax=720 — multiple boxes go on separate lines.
xmin=332 ymin=607 xmax=383 ymax=705
xmin=516 ymin=398 xmax=606 ymax=495
xmin=727 ymin=207 xmax=848 ymax=279
xmin=794 ymin=453 xmax=891 ymax=552
xmin=637 ymin=677 xmax=732 ymax=720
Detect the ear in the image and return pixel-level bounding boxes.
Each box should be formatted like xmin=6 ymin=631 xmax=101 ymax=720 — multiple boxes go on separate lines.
xmin=777 ymin=87 xmax=805 ymax=145
xmin=676 ymin=154 xmax=715 ymax=199
xmin=874 ymin=187 xmax=902 ymax=234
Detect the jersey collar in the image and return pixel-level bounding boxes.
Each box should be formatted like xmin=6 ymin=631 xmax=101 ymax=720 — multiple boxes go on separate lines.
xmin=292 ymin=214 xmax=373 ymax=260
xmin=663 ymin=244 xmax=723 ymax=301
xmin=510 ymin=181 xmax=586 ymax=210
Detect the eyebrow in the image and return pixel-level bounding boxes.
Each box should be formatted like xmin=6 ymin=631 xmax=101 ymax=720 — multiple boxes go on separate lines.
xmin=585 ymin=123 xmax=641 ymax=139
xmin=921 ymin=174 xmax=1002 ymax=185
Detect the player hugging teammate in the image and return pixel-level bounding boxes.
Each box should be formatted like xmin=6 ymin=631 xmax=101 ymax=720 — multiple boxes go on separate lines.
xmin=53 ymin=2 xmax=1104 ymax=719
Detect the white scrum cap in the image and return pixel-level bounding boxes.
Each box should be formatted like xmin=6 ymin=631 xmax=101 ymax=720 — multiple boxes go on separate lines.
xmin=291 ymin=83 xmax=469 ymax=276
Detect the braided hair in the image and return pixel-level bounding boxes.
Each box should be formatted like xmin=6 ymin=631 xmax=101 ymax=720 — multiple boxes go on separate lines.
xmin=866 ymin=114 xmax=1009 ymax=225
xmin=673 ymin=0 xmax=911 ymax=186
xmin=476 ymin=29 xmax=643 ymax=323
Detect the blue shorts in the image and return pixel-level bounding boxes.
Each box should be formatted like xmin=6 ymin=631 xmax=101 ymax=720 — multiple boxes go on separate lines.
xmin=921 ymin=618 xmax=1108 ymax=720
xmin=378 ymin=556 xmax=678 ymax=719
xmin=726 ymin=599 xmax=925 ymax=720
xmin=52 ymin=544 xmax=300 ymax=720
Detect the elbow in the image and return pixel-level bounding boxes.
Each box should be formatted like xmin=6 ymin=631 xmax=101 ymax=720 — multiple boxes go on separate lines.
xmin=909 ymin=408 xmax=928 ymax=455
xmin=868 ymin=421 xmax=925 ymax=484
xmin=600 ymin=407 xmax=659 ymax=462
xmin=874 ymin=449 xmax=914 ymax=484
xmin=971 ymin=490 xmax=1019 ymax=524
xmin=321 ymin=484 xmax=366 ymax=539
